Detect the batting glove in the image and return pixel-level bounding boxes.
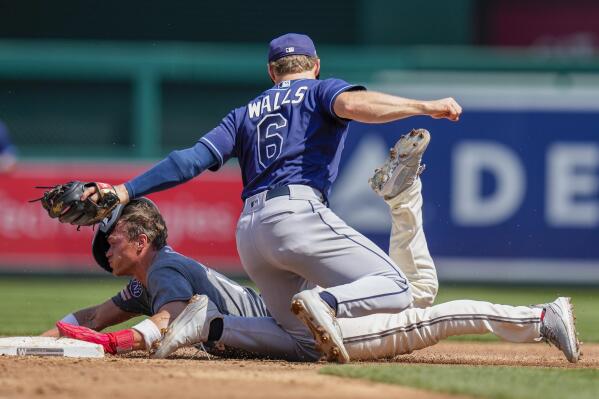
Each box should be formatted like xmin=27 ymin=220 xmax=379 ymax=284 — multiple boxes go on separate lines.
xmin=56 ymin=321 xmax=134 ymax=354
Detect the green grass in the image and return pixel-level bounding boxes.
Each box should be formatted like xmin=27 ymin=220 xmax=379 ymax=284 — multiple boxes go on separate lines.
xmin=0 ymin=277 xmax=597 ymax=342
xmin=0 ymin=276 xmax=144 ymax=335
xmin=320 ymin=365 xmax=599 ymax=399
xmin=3 ymin=276 xmax=594 ymax=399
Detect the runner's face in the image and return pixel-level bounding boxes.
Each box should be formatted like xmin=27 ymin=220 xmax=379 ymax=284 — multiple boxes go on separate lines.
xmin=106 ymin=222 xmax=138 ymax=276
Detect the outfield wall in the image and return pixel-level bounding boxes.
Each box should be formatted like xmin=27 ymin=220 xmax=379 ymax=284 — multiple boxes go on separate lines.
xmin=331 ymin=73 xmax=599 ymax=283
xmin=0 ymin=163 xmax=243 ymax=274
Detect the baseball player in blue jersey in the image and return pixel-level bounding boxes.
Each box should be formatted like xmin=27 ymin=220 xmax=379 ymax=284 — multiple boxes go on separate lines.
xmin=80 ymin=33 xmax=579 ymax=363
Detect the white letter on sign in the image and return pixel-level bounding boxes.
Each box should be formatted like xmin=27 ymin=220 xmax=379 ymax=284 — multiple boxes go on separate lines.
xmin=452 ymin=141 xmax=525 ymax=225
xmin=547 ymin=143 xmax=599 ymax=227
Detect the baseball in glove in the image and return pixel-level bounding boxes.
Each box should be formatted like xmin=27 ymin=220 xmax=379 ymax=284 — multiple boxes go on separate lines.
xmin=30 ymin=181 xmax=120 ymax=226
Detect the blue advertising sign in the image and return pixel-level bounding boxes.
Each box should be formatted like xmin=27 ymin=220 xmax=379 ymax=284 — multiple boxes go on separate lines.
xmin=329 ymin=111 xmax=599 ymax=282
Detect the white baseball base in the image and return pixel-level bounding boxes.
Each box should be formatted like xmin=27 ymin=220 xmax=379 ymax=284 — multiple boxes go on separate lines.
xmin=0 ymin=337 xmax=104 ymax=358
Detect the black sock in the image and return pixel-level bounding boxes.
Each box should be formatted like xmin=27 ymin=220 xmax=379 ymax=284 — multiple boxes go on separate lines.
xmin=319 ymin=291 xmax=338 ymax=315
xmin=208 ymin=318 xmax=224 ymax=341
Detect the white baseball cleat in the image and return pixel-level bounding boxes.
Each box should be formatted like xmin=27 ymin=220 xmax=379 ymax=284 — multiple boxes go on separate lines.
xmin=291 ymin=290 xmax=349 ymax=363
xmin=369 ymin=128 xmax=430 ymax=199
xmin=151 ymin=294 xmax=222 ymax=359
xmin=539 ymin=297 xmax=581 ymax=363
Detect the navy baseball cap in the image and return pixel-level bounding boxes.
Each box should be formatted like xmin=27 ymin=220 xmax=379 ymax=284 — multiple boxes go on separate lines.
xmin=268 ymin=33 xmax=317 ymax=62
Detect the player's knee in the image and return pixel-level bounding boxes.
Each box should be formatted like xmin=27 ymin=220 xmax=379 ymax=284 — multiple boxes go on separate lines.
xmin=427 ymin=275 xmax=439 ymax=304
xmin=411 ymin=279 xmax=438 ymax=308
xmin=430 ymin=279 xmax=439 ymax=300
xmin=413 ymin=294 xmax=434 ymax=308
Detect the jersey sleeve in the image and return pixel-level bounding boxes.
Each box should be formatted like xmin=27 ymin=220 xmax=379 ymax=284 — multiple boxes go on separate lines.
xmin=316 ymin=78 xmax=366 ymax=121
xmin=110 ymin=279 xmax=152 ymax=316
xmin=147 ymin=266 xmax=195 ymax=313
xmin=124 ymin=141 xmax=217 ymax=199
xmin=199 ymin=110 xmax=237 ymax=171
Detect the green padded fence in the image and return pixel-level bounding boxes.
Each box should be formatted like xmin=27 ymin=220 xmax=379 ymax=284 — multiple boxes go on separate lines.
xmin=1 ymin=40 xmax=598 ymax=158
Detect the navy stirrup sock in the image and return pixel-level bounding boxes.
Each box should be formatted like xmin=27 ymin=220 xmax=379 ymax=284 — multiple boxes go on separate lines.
xmin=319 ymin=291 xmax=338 ymax=315
xmin=208 ymin=318 xmax=224 ymax=341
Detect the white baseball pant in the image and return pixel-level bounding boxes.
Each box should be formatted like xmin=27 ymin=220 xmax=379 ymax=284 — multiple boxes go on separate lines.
xmin=220 ymin=299 xmax=542 ymax=361
xmin=387 ymin=178 xmax=438 ymax=308
xmin=342 ymin=178 xmax=541 ymax=359
xmin=225 ymin=181 xmax=543 ymax=361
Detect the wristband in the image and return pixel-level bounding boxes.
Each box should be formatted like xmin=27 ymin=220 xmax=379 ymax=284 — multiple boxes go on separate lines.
xmin=112 ymin=329 xmax=135 ymax=353
xmin=132 ymin=319 xmax=162 ymax=351
xmin=60 ymin=313 xmax=80 ymax=326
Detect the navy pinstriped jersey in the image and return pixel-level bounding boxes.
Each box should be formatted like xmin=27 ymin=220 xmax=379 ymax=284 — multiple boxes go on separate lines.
xmin=200 ymin=78 xmax=365 ymax=201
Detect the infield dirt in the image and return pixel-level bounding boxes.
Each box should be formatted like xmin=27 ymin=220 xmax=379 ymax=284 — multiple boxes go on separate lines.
xmin=1 ymin=342 xmax=597 ymax=399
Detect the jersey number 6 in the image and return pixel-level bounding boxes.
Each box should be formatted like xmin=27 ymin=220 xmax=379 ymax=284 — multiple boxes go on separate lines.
xmin=257 ymin=113 xmax=287 ymax=168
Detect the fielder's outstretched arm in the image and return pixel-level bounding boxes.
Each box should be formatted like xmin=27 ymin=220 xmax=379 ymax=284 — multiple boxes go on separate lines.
xmin=333 ymin=91 xmax=462 ymax=123
xmin=82 ymin=141 xmax=218 ymax=204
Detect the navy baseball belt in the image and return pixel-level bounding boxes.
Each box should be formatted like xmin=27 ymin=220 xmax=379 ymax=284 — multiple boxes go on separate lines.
xmin=264 ymin=185 xmax=327 ymax=205
xmin=242 ymin=185 xmax=326 ymax=214
xmin=265 ymin=185 xmax=291 ymax=201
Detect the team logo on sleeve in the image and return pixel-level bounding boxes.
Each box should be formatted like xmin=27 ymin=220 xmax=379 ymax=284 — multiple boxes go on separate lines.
xmin=129 ymin=279 xmax=144 ymax=298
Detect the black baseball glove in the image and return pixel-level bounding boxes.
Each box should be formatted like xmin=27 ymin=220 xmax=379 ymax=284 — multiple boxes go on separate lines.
xmin=31 ymin=181 xmax=120 ymax=226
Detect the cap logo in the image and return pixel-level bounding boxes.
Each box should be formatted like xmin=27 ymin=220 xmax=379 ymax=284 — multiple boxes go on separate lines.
xmin=268 ymin=34 xmax=316 ymax=62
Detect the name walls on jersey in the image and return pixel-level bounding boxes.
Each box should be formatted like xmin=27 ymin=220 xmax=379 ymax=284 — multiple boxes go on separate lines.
xmin=453 ymin=142 xmax=599 ymax=228
xmin=248 ymin=86 xmax=308 ymax=119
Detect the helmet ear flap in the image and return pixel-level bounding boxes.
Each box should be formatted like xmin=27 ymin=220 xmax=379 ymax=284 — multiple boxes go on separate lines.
xmin=92 ymin=203 xmax=125 ymax=273
xmin=92 ymin=229 xmax=112 ymax=273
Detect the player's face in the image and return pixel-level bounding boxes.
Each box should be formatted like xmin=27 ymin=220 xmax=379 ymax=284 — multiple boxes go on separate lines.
xmin=106 ymin=222 xmax=139 ymax=276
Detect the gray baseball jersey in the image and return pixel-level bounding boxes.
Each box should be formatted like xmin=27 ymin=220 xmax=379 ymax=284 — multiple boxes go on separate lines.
xmin=111 ymin=246 xmax=268 ymax=318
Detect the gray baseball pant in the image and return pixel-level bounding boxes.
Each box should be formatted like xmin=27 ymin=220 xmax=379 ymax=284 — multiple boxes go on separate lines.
xmin=235 ymin=184 xmax=413 ymax=358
